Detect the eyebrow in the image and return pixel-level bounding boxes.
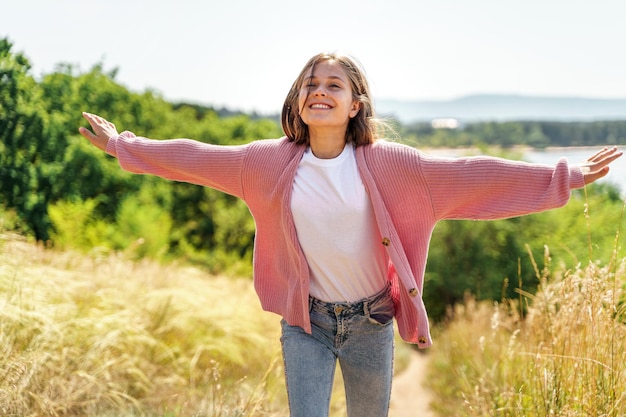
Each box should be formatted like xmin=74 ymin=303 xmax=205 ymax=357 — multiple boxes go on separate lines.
xmin=304 ymin=74 xmax=346 ymax=82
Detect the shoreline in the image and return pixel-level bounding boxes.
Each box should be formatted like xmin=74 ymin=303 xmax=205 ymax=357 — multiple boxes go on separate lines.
xmin=420 ymin=144 xmax=618 ymax=157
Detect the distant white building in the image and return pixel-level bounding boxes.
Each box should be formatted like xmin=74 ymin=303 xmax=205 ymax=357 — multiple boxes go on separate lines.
xmin=431 ymin=118 xmax=460 ymax=129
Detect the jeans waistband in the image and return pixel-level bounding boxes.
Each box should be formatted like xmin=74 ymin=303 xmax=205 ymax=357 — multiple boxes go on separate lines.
xmin=309 ymin=285 xmax=391 ymax=317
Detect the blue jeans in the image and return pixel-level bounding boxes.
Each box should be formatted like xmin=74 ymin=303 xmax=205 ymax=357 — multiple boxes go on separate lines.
xmin=280 ymin=286 xmax=395 ymax=417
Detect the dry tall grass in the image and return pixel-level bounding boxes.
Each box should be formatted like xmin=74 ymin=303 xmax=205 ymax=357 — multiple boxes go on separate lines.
xmin=0 ymin=233 xmax=413 ymax=416
xmin=428 ymin=243 xmax=626 ymax=416
xmin=0 ymin=233 xmax=286 ymax=416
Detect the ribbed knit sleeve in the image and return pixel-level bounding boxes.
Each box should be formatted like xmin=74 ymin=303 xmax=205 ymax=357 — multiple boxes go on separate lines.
xmin=419 ymin=153 xmax=586 ymax=221
xmin=106 ymin=131 xmax=248 ymax=198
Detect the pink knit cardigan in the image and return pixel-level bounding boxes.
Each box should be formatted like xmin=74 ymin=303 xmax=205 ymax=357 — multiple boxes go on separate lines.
xmin=106 ymin=133 xmax=585 ymax=348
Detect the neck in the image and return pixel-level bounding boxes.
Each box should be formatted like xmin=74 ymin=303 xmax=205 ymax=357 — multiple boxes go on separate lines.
xmin=308 ymin=128 xmax=347 ymax=159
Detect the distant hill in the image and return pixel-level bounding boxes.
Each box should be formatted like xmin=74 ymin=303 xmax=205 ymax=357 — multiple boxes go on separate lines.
xmin=376 ymin=94 xmax=626 ymax=124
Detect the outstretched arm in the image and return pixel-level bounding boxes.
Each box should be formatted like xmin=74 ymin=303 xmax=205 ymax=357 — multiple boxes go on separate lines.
xmin=579 ymin=147 xmax=622 ymax=185
xmin=419 ymin=145 xmax=622 ymax=222
xmin=77 ymin=111 xmax=250 ymax=197
xmin=78 ymin=112 xmax=118 ymax=151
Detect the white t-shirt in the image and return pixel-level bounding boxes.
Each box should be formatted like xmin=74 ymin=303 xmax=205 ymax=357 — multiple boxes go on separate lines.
xmin=291 ymin=143 xmax=388 ymax=302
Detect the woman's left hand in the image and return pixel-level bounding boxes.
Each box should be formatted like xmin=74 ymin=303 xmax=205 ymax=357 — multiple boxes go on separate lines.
xmin=580 ymin=147 xmax=623 ymax=185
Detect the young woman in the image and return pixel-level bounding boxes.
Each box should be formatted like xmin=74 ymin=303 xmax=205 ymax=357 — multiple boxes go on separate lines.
xmin=79 ymin=52 xmax=621 ymax=417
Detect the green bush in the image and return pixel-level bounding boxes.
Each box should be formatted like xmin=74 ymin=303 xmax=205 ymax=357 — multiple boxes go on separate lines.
xmin=113 ymin=193 xmax=173 ymax=260
xmin=48 ymin=198 xmax=108 ymax=250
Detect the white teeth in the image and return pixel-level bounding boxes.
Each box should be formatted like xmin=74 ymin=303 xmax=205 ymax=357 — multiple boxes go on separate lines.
xmin=311 ymin=104 xmax=331 ymax=109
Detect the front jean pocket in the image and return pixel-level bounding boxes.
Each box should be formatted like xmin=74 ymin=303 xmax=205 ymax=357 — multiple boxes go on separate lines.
xmin=366 ymin=295 xmax=395 ymax=326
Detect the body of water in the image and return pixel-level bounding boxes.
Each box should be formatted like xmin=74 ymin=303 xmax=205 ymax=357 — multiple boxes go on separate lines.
xmin=525 ymin=147 xmax=625 ymax=192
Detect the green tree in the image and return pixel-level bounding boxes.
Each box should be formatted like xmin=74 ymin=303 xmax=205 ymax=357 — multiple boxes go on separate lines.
xmin=0 ymin=38 xmax=56 ymax=240
xmin=423 ymin=182 xmax=625 ymax=322
xmin=425 ymin=218 xmax=524 ymax=320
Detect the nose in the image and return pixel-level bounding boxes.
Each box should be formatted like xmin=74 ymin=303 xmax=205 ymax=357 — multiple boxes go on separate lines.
xmin=312 ymin=85 xmax=327 ymax=96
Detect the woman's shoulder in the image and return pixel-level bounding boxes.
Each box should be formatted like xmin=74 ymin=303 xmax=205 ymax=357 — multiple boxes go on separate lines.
xmin=245 ymin=136 xmax=306 ymax=166
xmin=363 ymin=139 xmax=423 ymax=160
xmin=249 ymin=136 xmax=301 ymax=152
xmin=250 ymin=135 xmax=289 ymax=145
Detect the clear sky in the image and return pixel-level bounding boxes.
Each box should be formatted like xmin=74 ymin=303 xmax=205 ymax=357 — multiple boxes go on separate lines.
xmin=2 ymin=0 xmax=625 ymax=114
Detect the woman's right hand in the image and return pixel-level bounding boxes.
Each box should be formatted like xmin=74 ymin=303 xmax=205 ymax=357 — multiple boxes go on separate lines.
xmin=78 ymin=112 xmax=119 ymax=151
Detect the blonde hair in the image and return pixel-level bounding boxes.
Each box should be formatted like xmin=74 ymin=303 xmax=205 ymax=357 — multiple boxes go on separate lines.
xmin=281 ymin=52 xmax=389 ymax=147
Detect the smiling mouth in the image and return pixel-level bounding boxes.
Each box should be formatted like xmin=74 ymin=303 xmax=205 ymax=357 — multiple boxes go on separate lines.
xmin=310 ymin=103 xmax=332 ymax=109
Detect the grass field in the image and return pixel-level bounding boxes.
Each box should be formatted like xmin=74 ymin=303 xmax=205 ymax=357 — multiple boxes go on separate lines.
xmin=0 ymin=233 xmax=287 ymax=416
xmin=427 ymin=244 xmax=626 ymax=416
xmin=0 ymin=233 xmax=413 ymax=416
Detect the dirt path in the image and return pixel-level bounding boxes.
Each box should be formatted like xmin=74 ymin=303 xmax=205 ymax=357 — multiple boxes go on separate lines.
xmin=389 ymin=351 xmax=436 ymax=417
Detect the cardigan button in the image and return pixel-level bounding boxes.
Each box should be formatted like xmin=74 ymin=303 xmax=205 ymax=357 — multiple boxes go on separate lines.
xmin=381 ymin=237 xmax=391 ymax=246
xmin=418 ymin=336 xmax=427 ymax=344
xmin=408 ymin=288 xmax=419 ymax=297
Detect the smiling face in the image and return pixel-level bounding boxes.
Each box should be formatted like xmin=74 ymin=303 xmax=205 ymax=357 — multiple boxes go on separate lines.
xmin=282 ymin=52 xmax=381 ymax=147
xmin=297 ymin=60 xmax=361 ymax=134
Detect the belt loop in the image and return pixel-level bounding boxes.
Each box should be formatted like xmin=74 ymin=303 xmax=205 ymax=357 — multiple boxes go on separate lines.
xmin=363 ymin=299 xmax=370 ymax=316
xmin=309 ymin=295 xmax=313 ymax=312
